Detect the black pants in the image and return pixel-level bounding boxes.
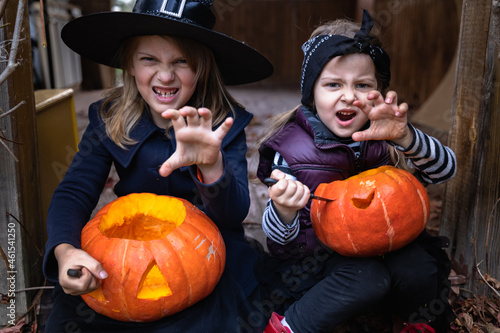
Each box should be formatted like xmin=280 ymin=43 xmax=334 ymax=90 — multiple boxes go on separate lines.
xmin=287 ymin=241 xmax=444 ymax=332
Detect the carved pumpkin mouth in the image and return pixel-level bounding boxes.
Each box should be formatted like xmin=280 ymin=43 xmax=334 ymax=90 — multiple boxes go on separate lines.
xmin=137 ymin=260 xmax=172 ymax=300
xmin=351 ymin=190 xmax=375 ymax=209
xmin=89 ymin=259 xmax=173 ymax=302
xmin=98 ymin=195 xmax=186 ymax=241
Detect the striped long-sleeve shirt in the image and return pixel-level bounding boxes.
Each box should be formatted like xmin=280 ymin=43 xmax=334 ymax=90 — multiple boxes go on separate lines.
xmin=262 ymin=124 xmax=457 ymax=245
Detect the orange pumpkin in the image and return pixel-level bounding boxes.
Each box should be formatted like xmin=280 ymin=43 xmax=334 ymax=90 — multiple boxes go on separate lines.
xmin=80 ymin=193 xmax=226 ymax=322
xmin=311 ymin=166 xmax=429 ymax=257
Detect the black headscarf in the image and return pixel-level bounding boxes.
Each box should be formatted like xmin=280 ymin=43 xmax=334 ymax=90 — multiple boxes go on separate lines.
xmin=300 ymin=10 xmax=391 ymax=106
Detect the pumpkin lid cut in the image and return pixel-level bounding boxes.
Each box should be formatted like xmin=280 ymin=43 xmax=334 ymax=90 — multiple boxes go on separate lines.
xmin=98 ymin=194 xmax=186 ymax=241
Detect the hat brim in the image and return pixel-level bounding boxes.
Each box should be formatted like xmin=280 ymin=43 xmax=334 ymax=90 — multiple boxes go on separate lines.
xmin=61 ymin=12 xmax=273 ymax=85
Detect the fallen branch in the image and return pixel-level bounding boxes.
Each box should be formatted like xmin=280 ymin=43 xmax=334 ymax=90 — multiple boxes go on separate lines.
xmin=14 ymin=285 xmax=54 ymax=293
xmin=476 ymin=261 xmax=500 ymax=298
xmin=452 ymin=307 xmax=473 ymax=333
xmin=2 ymin=288 xmax=43 ymax=331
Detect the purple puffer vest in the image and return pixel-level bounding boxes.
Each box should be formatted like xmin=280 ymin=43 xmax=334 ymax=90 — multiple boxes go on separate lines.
xmin=257 ymin=107 xmax=391 ymax=259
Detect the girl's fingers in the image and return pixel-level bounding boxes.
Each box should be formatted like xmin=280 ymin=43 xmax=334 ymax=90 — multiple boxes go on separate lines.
xmin=158 ymin=152 xmax=182 ymax=177
xmin=396 ymin=102 xmax=409 ymax=117
xmin=62 ymin=266 xmax=103 ymax=295
xmin=293 ymin=183 xmax=310 ymax=204
xmin=198 ymin=107 xmax=215 ymax=129
xmin=352 ymin=129 xmax=368 ymax=142
xmin=163 ymin=107 xmax=216 ymax=128
xmin=214 ymin=117 xmax=233 ymax=141
xmin=353 ymin=99 xmax=366 ymax=110
xmin=162 ymin=109 xmax=186 ymax=130
xmin=162 ymin=109 xmax=180 ymax=120
xmin=367 ymin=90 xmax=383 ymax=103
xmin=384 ymin=91 xmax=398 ymax=104
xmin=270 ymin=169 xmax=286 ymax=181
xmin=179 ymin=106 xmax=201 ymax=127
xmin=353 ymin=100 xmax=372 ymax=118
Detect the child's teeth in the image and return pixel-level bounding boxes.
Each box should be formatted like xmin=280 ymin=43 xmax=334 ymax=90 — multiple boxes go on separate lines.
xmin=154 ymin=88 xmax=176 ymax=97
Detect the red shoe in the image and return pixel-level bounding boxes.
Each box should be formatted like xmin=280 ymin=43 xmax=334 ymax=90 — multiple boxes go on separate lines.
xmin=264 ymin=312 xmax=291 ymax=333
xmin=400 ymin=322 xmax=436 ymax=333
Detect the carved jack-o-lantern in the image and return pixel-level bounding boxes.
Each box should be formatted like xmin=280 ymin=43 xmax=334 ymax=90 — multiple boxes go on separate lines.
xmin=80 ymin=193 xmax=226 ymax=322
xmin=311 ymin=166 xmax=430 ymax=257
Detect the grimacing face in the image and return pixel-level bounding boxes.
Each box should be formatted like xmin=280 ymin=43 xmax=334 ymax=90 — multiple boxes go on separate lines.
xmin=313 ymin=53 xmax=377 ymax=138
xmin=129 ymin=35 xmax=197 ymax=128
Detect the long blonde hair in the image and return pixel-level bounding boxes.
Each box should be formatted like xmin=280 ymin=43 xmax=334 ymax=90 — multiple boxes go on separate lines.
xmin=100 ymin=35 xmax=241 ymax=148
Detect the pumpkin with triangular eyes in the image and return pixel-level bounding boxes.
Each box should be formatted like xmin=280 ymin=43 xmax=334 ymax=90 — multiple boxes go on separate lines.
xmin=80 ymin=193 xmax=226 ymax=322
xmin=311 ymin=166 xmax=430 ymax=257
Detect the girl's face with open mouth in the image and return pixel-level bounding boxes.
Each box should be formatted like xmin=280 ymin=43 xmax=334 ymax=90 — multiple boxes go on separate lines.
xmin=130 ymin=35 xmax=197 ymax=128
xmin=313 ymin=53 xmax=377 ymax=138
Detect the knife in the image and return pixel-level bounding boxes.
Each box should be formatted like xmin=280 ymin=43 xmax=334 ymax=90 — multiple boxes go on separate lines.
xmin=263 ymin=178 xmax=334 ymax=202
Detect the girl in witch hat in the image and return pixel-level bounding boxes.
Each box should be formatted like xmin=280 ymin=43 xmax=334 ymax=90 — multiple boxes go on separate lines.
xmin=256 ymin=10 xmax=456 ymax=333
xmin=42 ymin=0 xmax=272 ymax=332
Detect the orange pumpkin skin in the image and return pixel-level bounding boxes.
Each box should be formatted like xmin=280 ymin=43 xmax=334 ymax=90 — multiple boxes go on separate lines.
xmin=311 ymin=166 xmax=430 ymax=257
xmin=80 ymin=193 xmax=226 ymax=322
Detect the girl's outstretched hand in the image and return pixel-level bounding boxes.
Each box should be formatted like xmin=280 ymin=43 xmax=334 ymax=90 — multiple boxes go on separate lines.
xmin=159 ymin=106 xmax=232 ymax=183
xmin=352 ymin=91 xmax=413 ymax=148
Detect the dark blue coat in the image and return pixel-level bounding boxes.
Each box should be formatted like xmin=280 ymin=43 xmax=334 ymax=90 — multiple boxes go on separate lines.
xmin=43 ymin=100 xmax=258 ymax=296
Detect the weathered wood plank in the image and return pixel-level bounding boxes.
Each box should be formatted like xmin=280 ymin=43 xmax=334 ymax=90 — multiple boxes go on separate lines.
xmin=213 ymin=0 xmax=357 ymax=85
xmin=0 ymin=0 xmax=44 ymax=326
xmin=441 ymin=0 xmax=500 ymax=294
xmin=374 ymin=0 xmax=460 ymax=111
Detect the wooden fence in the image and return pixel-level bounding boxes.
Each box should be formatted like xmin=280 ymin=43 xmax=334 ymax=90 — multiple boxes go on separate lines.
xmin=441 ymin=0 xmax=500 ymax=295
xmin=0 ymin=0 xmax=45 ymax=326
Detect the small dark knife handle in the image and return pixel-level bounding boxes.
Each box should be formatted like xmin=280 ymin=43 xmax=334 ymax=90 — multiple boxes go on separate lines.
xmin=67 ymin=268 xmax=82 ymax=278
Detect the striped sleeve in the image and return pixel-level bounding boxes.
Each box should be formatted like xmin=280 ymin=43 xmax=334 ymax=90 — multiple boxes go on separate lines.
xmin=395 ymin=124 xmax=457 ymax=184
xmin=261 ymin=152 xmax=300 ymax=244
xmin=272 ymin=151 xmax=294 ymax=175
xmin=262 ymin=200 xmax=300 ymax=245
